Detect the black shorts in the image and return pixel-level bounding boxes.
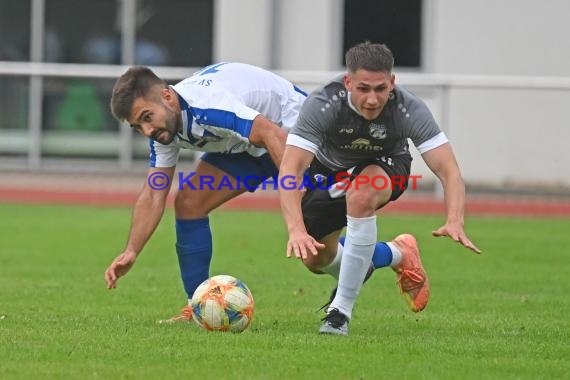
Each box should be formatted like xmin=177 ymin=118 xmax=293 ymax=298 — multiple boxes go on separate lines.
xmin=302 ymin=154 xmax=412 ymax=240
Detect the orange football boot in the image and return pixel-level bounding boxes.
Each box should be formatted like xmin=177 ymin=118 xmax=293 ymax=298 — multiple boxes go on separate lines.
xmin=158 ymin=305 xmax=193 ymax=324
xmin=392 ymin=234 xmax=430 ymax=312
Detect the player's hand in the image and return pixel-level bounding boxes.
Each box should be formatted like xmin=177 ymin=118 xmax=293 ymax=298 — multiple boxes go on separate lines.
xmin=104 ymin=251 xmax=137 ymax=289
xmin=286 ymin=230 xmax=325 ymax=260
xmin=432 ymin=223 xmax=481 ymax=254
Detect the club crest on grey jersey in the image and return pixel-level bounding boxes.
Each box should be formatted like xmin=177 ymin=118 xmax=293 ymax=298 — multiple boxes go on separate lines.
xmin=368 ymin=123 xmax=387 ymax=139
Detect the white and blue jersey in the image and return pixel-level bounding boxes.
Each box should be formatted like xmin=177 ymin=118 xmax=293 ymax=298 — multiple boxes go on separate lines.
xmin=149 ymin=62 xmax=307 ymax=168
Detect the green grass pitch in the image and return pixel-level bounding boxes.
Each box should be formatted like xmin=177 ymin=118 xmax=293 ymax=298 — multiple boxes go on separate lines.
xmin=0 ymin=203 xmax=569 ymax=379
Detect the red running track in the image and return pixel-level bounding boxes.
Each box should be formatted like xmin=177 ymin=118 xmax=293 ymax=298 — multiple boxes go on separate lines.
xmin=1 ymin=187 xmax=569 ymax=218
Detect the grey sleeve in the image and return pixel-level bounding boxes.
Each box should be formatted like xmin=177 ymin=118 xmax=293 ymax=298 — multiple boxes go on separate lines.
xmin=402 ymin=96 xmax=442 ymax=147
xmin=289 ymin=89 xmax=335 ymax=149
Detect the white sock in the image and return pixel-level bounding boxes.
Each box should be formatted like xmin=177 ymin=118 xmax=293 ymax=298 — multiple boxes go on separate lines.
xmin=386 ymin=241 xmax=403 ymax=267
xmin=329 ymin=215 xmax=377 ymax=319
xmin=321 ymin=243 xmax=343 ymax=279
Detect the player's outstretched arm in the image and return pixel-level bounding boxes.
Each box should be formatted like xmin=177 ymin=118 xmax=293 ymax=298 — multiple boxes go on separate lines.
xmin=421 ymin=143 xmax=481 ymax=254
xmin=248 ymin=115 xmax=288 ymax=168
xmin=278 ymin=145 xmax=325 ymax=259
xmin=105 ymin=166 xmax=175 ymax=289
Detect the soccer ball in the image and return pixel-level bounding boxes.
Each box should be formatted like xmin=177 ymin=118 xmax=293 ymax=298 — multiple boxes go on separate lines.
xmin=191 ymin=275 xmax=254 ymax=333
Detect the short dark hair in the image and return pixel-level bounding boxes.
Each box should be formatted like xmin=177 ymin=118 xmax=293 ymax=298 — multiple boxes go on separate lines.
xmin=345 ymin=42 xmax=394 ymax=74
xmin=110 ymin=66 xmax=168 ymax=121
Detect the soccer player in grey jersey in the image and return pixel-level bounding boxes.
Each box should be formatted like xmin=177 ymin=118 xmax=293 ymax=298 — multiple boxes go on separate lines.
xmin=279 ymin=42 xmax=480 ymax=336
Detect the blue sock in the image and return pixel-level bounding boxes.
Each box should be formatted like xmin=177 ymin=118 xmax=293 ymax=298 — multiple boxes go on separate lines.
xmin=339 ymin=236 xmax=392 ymax=268
xmin=176 ymin=217 xmax=212 ymax=300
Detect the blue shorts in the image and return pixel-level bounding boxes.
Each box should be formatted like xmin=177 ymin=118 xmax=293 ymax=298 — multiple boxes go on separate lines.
xmin=201 ymin=152 xmax=277 ymax=192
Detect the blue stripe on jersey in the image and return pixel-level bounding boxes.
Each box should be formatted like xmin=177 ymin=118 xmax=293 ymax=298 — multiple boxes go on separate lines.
xmin=190 ymin=107 xmax=254 ymax=138
xmin=293 ymin=84 xmax=308 ymax=97
xmin=149 ymin=138 xmax=157 ymax=167
xmin=195 ymin=62 xmax=229 ymax=76
xmin=177 ymin=95 xmax=202 ymax=145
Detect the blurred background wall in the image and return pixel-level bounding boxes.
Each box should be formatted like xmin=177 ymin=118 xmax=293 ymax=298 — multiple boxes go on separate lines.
xmin=0 ymin=0 xmax=569 ymax=194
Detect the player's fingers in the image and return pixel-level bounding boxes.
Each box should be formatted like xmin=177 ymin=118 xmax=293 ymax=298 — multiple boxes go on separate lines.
xmin=105 ymin=270 xmax=116 ymax=289
xmin=291 ymin=242 xmax=303 ymax=259
xmin=307 ymin=245 xmax=318 ymax=257
xmin=432 ymin=229 xmax=446 ymax=237
xmin=311 ymin=238 xmax=326 ymax=248
xmin=309 ymin=239 xmax=324 ymax=256
xmin=469 ymin=245 xmax=482 ymax=254
xmin=105 ymin=275 xmax=112 ymax=288
xmin=104 ymin=267 xmax=114 ymax=282
xmin=298 ymin=246 xmax=306 ymax=260
xmin=286 ymin=242 xmax=295 ymax=258
xmin=461 ymin=237 xmax=482 ymax=254
xmin=444 ymin=230 xmax=460 ymax=242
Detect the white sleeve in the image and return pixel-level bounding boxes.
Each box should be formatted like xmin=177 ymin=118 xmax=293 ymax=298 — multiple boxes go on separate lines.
xmin=149 ymin=139 xmax=180 ymax=167
xmin=416 ymin=131 xmax=448 ymax=154
xmin=286 ymin=133 xmax=319 ymax=154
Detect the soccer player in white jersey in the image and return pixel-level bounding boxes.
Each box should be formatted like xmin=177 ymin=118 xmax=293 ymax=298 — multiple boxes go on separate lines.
xmin=104 ymin=62 xmax=307 ymax=322
xmin=279 ymin=42 xmax=481 ymax=335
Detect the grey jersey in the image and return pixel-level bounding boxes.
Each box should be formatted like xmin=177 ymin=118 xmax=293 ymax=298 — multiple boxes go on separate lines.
xmin=288 ymin=75 xmax=445 ymax=171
